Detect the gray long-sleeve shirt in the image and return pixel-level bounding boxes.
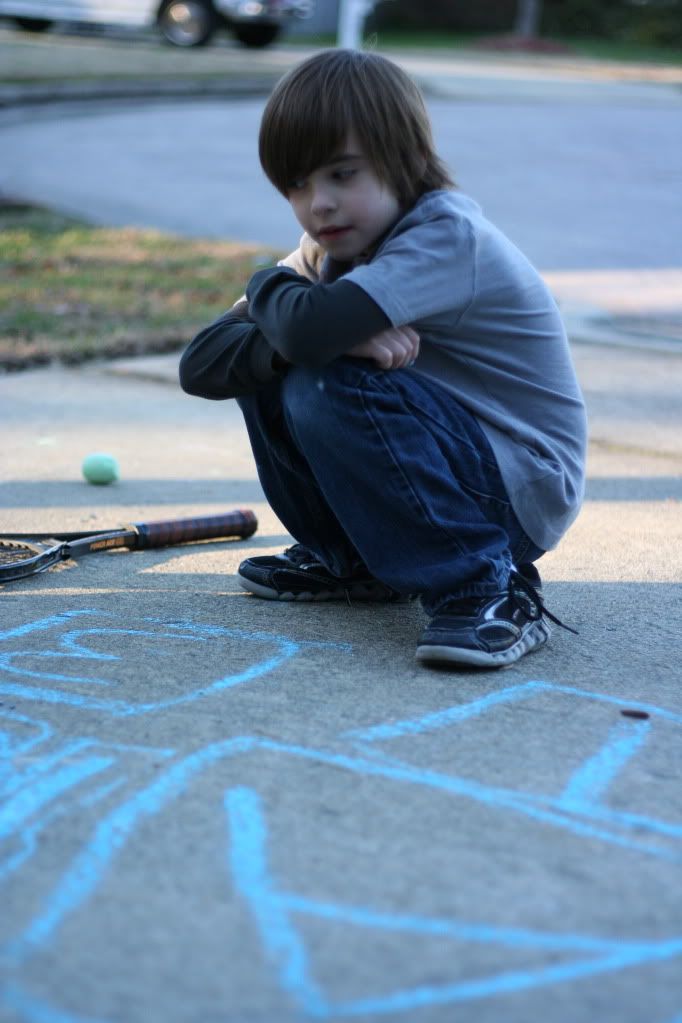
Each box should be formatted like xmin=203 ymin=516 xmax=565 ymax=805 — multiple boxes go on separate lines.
xmin=180 ymin=189 xmax=587 ymax=551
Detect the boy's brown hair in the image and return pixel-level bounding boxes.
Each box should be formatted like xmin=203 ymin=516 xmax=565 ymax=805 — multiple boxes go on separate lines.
xmin=259 ymin=49 xmax=455 ymax=206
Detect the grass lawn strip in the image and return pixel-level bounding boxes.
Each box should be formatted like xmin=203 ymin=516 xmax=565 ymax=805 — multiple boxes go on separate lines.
xmin=0 ymin=201 xmax=279 ymax=372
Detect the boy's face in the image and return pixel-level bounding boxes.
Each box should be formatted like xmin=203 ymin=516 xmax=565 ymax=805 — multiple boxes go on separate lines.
xmin=286 ymin=131 xmax=401 ymax=262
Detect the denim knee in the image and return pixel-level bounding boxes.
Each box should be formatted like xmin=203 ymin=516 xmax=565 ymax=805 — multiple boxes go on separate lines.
xmin=281 ymin=361 xmax=358 ymax=439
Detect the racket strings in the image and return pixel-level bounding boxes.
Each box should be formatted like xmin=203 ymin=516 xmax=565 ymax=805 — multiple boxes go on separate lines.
xmin=0 ymin=541 xmax=45 ymax=565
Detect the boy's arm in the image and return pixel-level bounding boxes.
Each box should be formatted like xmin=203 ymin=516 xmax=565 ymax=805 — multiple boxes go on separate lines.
xmin=245 ymin=267 xmax=391 ymax=368
xmin=179 ymin=233 xmax=330 ymax=399
xmin=180 ymin=228 xmax=398 ymax=396
xmin=179 ymin=299 xmax=286 ymax=399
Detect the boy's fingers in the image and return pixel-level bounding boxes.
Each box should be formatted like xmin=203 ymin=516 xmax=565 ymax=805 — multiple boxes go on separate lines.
xmin=354 ymin=327 xmax=420 ymax=369
xmin=387 ymin=338 xmax=412 ymax=367
xmin=375 ymin=347 xmax=395 ymax=369
xmin=396 ymin=327 xmax=419 ymax=359
xmin=393 ymin=328 xmax=416 ymax=353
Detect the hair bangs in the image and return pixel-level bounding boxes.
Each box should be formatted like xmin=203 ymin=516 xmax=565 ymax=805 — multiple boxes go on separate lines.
xmin=259 ymin=50 xmax=455 ymax=202
xmin=260 ymin=64 xmax=354 ymax=196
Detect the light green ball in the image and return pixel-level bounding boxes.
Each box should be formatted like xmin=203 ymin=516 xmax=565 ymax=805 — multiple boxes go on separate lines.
xmin=82 ymin=452 xmax=120 ymax=486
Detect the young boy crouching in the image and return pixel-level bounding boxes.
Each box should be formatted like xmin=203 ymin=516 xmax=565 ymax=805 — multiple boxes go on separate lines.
xmin=180 ymin=49 xmax=586 ymax=669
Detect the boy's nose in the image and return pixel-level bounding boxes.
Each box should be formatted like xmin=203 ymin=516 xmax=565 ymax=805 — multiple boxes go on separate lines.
xmin=310 ymin=187 xmax=336 ymax=216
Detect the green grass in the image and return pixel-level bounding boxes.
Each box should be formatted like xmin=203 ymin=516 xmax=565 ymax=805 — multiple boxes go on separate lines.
xmin=557 ymin=36 xmax=682 ymax=64
xmin=0 ymin=202 xmax=280 ymax=371
xmin=294 ymin=29 xmax=682 ymax=65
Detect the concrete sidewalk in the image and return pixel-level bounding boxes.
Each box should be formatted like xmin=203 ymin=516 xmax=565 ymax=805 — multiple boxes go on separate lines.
xmin=1 ymin=28 xmax=681 ymax=1022
xmin=1 ymin=326 xmax=681 ymax=1023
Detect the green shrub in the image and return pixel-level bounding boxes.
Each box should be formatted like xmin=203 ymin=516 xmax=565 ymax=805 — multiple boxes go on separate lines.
xmin=542 ymin=0 xmax=682 ymax=44
xmin=369 ymin=0 xmax=516 ymax=33
xmin=369 ymin=0 xmax=682 ymax=45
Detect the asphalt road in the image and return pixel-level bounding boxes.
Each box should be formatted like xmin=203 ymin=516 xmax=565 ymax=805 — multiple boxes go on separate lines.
xmin=1 ymin=64 xmax=681 ymax=270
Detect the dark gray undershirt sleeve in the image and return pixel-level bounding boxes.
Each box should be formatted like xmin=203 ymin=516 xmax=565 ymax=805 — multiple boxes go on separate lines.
xmin=179 ymin=269 xmax=392 ymax=399
xmin=179 ymin=302 xmax=279 ymax=400
xmin=245 ymin=267 xmax=391 ymax=368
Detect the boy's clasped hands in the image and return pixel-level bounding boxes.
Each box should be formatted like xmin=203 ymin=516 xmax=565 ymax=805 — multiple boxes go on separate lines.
xmin=347 ymin=325 xmax=420 ymax=370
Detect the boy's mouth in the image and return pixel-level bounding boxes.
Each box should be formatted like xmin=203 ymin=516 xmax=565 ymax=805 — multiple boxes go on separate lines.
xmin=317 ymin=226 xmax=352 ymax=240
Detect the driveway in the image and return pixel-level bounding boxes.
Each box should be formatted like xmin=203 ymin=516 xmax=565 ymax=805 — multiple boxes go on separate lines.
xmin=1 ymin=42 xmax=681 ymax=1023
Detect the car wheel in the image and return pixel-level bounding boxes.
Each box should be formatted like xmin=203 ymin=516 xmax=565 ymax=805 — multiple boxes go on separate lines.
xmin=158 ymin=0 xmax=217 ymax=47
xmin=232 ymin=23 xmax=280 ymax=48
xmin=15 ymin=16 xmax=52 ymax=31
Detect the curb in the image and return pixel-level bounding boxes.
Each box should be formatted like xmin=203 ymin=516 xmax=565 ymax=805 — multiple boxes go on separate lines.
xmin=562 ymin=314 xmax=682 ymax=356
xmin=0 ymin=75 xmax=280 ymax=109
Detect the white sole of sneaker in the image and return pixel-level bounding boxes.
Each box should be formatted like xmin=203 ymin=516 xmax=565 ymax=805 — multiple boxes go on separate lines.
xmin=416 ymin=621 xmax=551 ymax=668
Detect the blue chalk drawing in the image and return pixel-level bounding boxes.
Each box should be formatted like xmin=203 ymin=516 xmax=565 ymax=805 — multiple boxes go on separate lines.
xmin=0 ymin=983 xmax=107 ymax=1023
xmin=226 ymin=785 xmax=682 ymax=1018
xmin=344 ymin=680 xmax=682 ymax=740
xmin=1 ymin=604 xmax=681 ymax=1022
xmin=1 ymin=677 xmax=680 ymax=1019
xmin=2 ymin=736 xmax=257 ymax=966
xmin=345 ymin=681 xmax=682 ymax=860
xmin=557 ymin=714 xmax=650 ymax=811
xmin=0 ymin=611 xmax=351 ymax=715
xmin=227 ymin=786 xmax=327 ymax=1017
xmin=0 ymin=708 xmax=174 ymax=891
xmin=0 ymin=709 xmax=51 ymax=759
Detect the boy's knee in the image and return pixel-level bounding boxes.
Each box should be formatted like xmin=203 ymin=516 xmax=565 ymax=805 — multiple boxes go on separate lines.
xmin=281 ymin=366 xmax=317 ymax=419
xmin=281 ymin=360 xmax=363 ymax=429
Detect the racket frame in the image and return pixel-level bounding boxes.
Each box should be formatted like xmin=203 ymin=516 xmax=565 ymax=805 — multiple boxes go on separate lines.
xmin=0 ymin=510 xmax=257 ymax=583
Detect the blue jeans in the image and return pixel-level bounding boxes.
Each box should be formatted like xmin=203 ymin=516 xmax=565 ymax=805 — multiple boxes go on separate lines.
xmin=237 ymin=358 xmax=543 ymax=615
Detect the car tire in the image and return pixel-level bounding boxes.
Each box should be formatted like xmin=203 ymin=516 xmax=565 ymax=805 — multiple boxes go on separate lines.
xmin=232 ymin=23 xmax=280 ymax=48
xmin=157 ymin=0 xmax=217 ymax=47
xmin=15 ymin=16 xmax=52 ymax=31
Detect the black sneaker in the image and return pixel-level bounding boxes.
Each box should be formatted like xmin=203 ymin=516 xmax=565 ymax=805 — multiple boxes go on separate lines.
xmin=237 ymin=544 xmax=408 ymax=602
xmin=416 ymin=569 xmax=575 ymax=669
xmin=516 ymin=561 xmax=543 ymax=597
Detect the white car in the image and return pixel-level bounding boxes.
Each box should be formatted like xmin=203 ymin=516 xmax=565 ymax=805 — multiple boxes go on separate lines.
xmin=1 ymin=0 xmax=314 ymax=47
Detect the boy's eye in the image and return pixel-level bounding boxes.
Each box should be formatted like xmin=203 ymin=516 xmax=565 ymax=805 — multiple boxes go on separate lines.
xmin=334 ymin=167 xmax=356 ymax=182
xmin=289 ymin=177 xmax=307 ymax=192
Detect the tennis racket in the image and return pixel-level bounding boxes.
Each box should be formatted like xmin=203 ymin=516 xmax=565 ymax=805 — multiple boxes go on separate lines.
xmin=0 ymin=509 xmax=257 ymax=583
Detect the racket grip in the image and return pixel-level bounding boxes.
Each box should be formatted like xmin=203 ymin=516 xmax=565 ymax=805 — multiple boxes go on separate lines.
xmin=131 ymin=510 xmax=257 ymax=549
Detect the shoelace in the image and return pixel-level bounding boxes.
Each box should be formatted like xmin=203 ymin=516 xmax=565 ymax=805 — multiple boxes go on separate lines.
xmin=509 ymin=570 xmax=578 ymax=635
xmin=283 ymin=544 xmax=325 ymax=569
